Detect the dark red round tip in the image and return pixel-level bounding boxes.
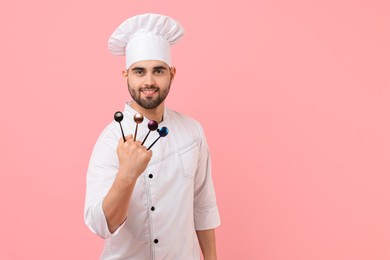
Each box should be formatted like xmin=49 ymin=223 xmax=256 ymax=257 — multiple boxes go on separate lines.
xmin=148 ymin=120 xmax=158 ymax=131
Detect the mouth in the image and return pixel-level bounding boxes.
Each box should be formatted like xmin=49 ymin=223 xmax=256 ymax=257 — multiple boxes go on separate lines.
xmin=140 ymin=88 xmax=158 ymax=98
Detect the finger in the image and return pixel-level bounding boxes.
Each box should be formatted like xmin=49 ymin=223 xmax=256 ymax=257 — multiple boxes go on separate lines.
xmin=125 ymin=134 xmax=133 ymax=142
xmin=118 ymin=134 xmax=133 ymax=145
xmin=118 ymin=136 xmax=124 ymax=145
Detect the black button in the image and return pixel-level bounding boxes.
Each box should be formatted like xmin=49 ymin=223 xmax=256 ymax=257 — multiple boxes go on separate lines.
xmin=154 ymin=239 xmax=159 ymax=244
xmin=151 ymin=206 xmax=155 ymax=211
xmin=149 ymin=174 xmax=153 ymax=178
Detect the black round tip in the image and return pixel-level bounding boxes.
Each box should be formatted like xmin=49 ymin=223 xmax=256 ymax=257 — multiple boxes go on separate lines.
xmin=114 ymin=111 xmax=124 ymax=122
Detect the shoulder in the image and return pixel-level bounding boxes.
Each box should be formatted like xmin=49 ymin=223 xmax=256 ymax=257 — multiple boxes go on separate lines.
xmin=165 ymin=108 xmax=210 ymax=152
xmin=167 ymin=108 xmax=205 ymax=136
xmin=94 ymin=120 xmax=121 ymax=149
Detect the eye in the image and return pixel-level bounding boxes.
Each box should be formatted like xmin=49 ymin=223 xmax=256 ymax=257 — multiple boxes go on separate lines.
xmin=154 ymin=69 xmax=165 ymax=75
xmin=133 ymin=70 xmax=145 ymax=76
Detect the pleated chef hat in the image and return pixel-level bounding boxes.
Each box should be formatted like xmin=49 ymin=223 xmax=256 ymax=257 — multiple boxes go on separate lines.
xmin=108 ymin=13 xmax=184 ymax=69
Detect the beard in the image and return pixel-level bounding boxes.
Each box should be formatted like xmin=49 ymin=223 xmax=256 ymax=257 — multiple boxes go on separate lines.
xmin=128 ymin=81 xmax=171 ymax=109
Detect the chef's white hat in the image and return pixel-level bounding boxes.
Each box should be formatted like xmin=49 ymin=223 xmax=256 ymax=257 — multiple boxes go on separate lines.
xmin=108 ymin=13 xmax=184 ymax=69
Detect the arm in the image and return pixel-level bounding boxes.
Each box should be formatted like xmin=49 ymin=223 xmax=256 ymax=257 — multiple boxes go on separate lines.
xmin=102 ymin=169 xmax=137 ymax=233
xmin=103 ymin=134 xmax=152 ymax=233
xmin=193 ymin=125 xmax=221 ymax=259
xmin=196 ymin=229 xmax=217 ymax=260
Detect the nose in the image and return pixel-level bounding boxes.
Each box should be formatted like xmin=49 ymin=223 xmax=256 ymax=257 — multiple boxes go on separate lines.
xmin=144 ymin=72 xmax=156 ymax=87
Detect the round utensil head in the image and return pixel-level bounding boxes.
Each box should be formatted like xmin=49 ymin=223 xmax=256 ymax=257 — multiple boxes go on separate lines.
xmin=148 ymin=120 xmax=159 ymax=131
xmin=157 ymin=127 xmax=169 ymax=137
xmin=114 ymin=111 xmax=124 ymax=122
xmin=133 ymin=113 xmax=144 ymax=124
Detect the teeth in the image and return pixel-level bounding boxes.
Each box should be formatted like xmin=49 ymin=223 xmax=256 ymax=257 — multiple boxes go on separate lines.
xmin=142 ymin=89 xmax=156 ymax=95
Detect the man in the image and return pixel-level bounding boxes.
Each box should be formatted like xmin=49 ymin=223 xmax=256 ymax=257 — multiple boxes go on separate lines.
xmin=84 ymin=13 xmax=221 ymax=259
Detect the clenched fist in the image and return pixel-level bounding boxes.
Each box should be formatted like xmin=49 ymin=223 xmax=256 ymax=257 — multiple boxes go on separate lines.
xmin=116 ymin=134 xmax=152 ymax=180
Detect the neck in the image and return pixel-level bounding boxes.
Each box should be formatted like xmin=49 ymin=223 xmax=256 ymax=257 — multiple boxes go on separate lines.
xmin=130 ymin=101 xmax=165 ymax=123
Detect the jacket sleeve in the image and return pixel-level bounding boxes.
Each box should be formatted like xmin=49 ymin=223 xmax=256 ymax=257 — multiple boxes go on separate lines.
xmin=84 ymin=127 xmax=127 ymax=239
xmin=193 ymin=125 xmax=221 ymax=230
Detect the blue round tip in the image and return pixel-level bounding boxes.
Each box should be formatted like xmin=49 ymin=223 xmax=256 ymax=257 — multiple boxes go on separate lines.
xmin=157 ymin=127 xmax=169 ymax=137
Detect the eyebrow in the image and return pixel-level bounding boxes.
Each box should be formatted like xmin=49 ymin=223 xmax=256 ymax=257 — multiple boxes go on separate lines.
xmin=131 ymin=67 xmax=145 ymax=71
xmin=131 ymin=66 xmax=168 ymax=71
xmin=153 ymin=66 xmax=168 ymax=70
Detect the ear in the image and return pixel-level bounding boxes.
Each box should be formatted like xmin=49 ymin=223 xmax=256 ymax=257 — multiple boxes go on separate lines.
xmin=122 ymin=70 xmax=128 ymax=77
xmin=170 ymin=66 xmax=176 ymax=81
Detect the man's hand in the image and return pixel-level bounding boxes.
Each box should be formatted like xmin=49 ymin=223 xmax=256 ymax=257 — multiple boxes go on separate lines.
xmin=116 ymin=134 xmax=152 ymax=180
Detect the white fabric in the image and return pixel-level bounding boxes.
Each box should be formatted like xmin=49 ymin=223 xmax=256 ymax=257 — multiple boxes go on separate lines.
xmin=108 ymin=13 xmax=184 ymax=69
xmin=84 ymin=102 xmax=221 ymax=260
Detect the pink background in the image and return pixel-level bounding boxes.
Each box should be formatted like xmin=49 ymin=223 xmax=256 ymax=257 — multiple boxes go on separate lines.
xmin=1 ymin=0 xmax=389 ymax=259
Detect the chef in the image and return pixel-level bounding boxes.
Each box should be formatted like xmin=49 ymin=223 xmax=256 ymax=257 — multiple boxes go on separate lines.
xmin=84 ymin=13 xmax=221 ymax=260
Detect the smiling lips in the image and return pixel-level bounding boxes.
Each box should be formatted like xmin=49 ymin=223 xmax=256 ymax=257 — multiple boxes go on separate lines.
xmin=141 ymin=88 xmax=158 ymax=97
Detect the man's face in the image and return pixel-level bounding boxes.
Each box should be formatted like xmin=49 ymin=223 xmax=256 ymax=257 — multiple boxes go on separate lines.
xmin=125 ymin=60 xmax=175 ymax=110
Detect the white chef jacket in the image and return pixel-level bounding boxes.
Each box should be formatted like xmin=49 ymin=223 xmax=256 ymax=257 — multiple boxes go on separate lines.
xmin=84 ymin=102 xmax=221 ymax=260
